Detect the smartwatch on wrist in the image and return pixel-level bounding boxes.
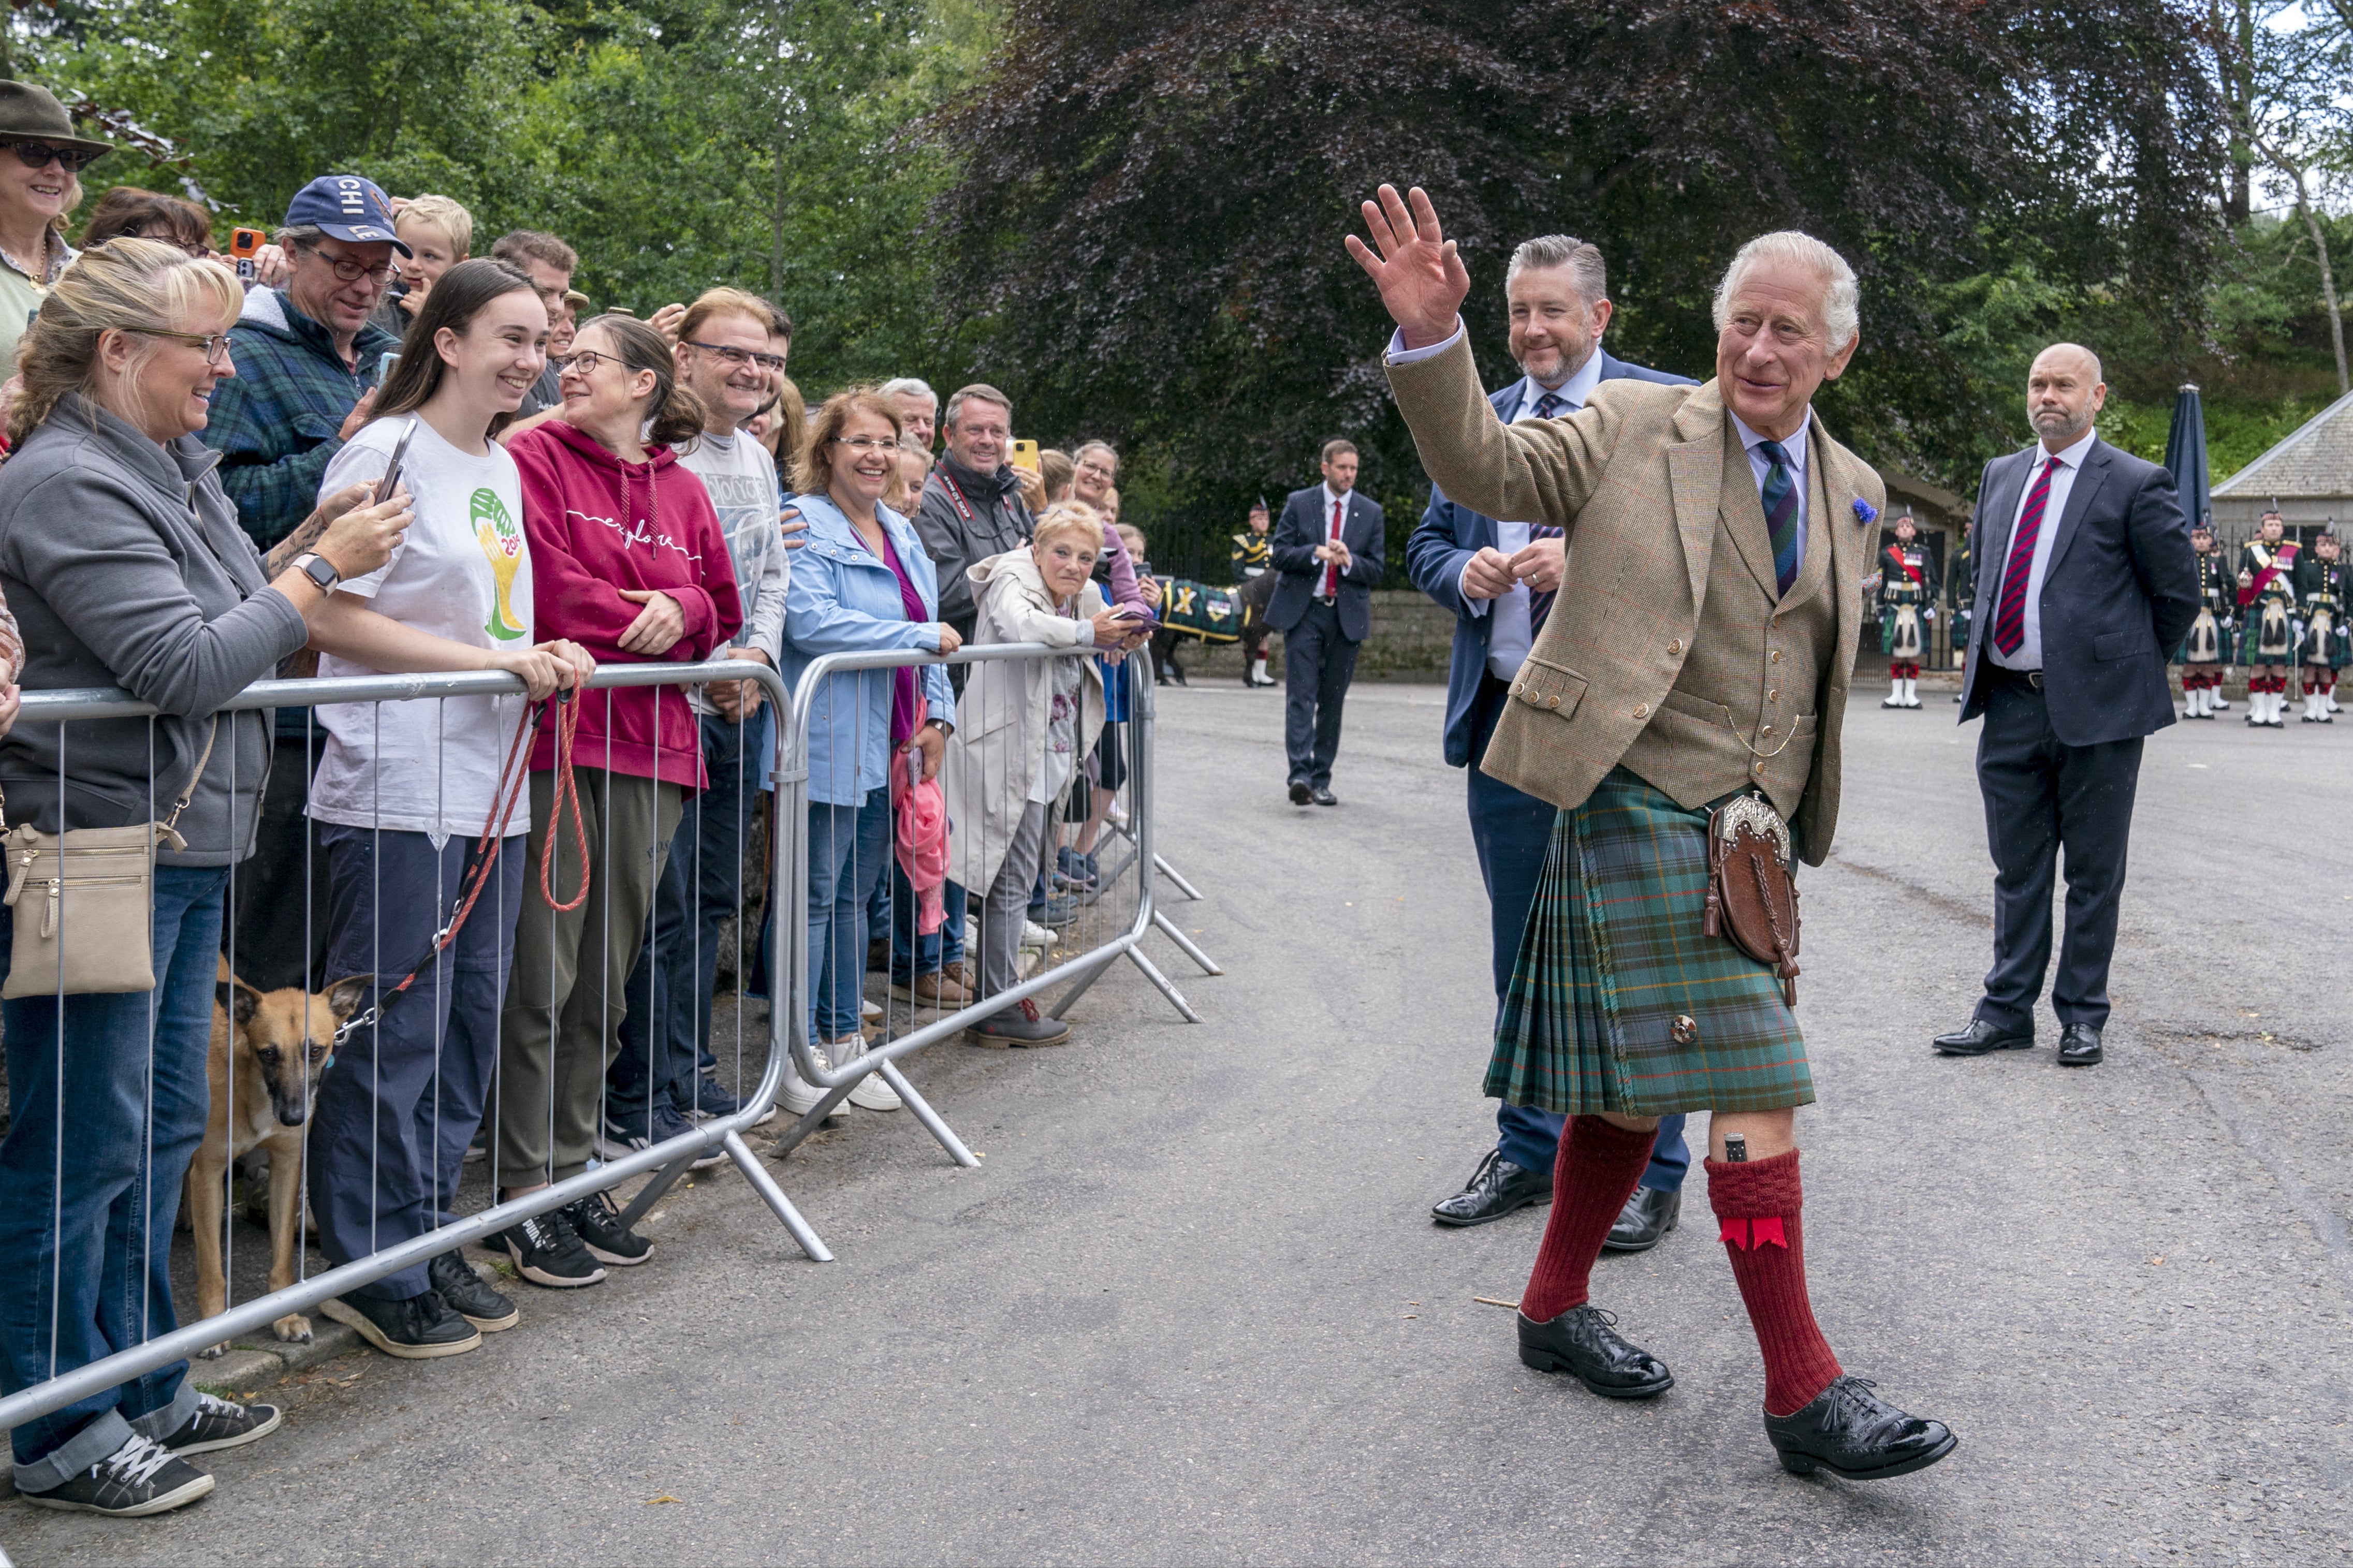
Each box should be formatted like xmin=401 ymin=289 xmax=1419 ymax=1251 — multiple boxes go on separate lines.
xmin=291 ymin=552 xmax=340 ymax=592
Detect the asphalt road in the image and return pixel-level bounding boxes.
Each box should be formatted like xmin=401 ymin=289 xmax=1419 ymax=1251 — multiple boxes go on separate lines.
xmin=5 ymin=676 xmax=2349 ymax=1566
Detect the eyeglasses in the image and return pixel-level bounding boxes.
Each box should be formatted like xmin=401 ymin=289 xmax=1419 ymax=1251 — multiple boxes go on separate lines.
xmin=139 ymin=231 xmax=213 ymax=260
xmin=555 ymin=349 xmax=613 ymax=376
xmin=829 ymin=436 xmax=899 ymax=455
xmin=686 ymin=340 xmax=787 ymax=373
xmin=10 ymin=142 xmax=104 ymax=173
xmin=298 ymin=245 xmax=396 ymax=285
xmin=136 ymin=327 xmax=233 ymax=365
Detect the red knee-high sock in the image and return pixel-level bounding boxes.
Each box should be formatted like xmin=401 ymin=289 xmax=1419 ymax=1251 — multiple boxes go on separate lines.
xmin=1518 ymin=1116 xmax=1657 ymax=1322
xmin=1706 ymin=1149 xmax=1844 ymax=1417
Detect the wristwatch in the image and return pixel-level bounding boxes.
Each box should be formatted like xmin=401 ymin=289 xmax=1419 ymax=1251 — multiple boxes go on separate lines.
xmin=291 ymin=552 xmax=340 ymax=592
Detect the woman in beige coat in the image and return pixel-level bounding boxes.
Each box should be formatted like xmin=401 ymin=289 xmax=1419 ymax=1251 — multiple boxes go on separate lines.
xmin=942 ymin=504 xmax=1147 ymax=1045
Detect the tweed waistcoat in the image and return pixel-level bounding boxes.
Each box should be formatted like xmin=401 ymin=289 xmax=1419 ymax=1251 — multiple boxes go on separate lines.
xmin=1616 ymin=421 xmax=1837 ymax=820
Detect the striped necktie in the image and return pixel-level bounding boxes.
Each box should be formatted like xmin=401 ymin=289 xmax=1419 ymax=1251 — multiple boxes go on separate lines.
xmin=1532 ymin=390 xmax=1566 ymax=420
xmin=1758 ymin=439 xmax=1801 ymax=596
xmin=1992 ymin=456 xmax=2062 ymax=657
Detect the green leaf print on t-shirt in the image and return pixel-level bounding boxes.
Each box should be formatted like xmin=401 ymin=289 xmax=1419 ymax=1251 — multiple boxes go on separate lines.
xmin=472 ymin=488 xmax=527 ymax=641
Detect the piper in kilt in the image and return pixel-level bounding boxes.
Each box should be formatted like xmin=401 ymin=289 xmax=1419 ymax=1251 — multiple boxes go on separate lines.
xmin=2294 ymin=527 xmax=2346 ymax=722
xmin=1870 ymin=513 xmax=1938 ymax=709
xmin=2176 ymin=522 xmax=2234 ymax=719
xmin=1353 ymin=186 xmax=1956 ymax=1481
xmin=2237 ymin=510 xmax=2299 ymax=728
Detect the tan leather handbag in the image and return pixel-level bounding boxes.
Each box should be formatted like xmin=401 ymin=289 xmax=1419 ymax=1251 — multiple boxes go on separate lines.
xmin=2 ymin=721 xmax=215 ymax=1000
xmin=1701 ymin=792 xmax=1802 ymax=1007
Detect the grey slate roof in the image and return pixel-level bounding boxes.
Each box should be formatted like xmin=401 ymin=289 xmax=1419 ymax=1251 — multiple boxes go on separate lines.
xmin=2213 ymin=387 xmax=2353 ymax=499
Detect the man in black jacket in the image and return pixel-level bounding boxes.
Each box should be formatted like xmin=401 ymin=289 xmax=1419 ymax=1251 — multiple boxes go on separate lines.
xmin=1267 ymin=440 xmax=1384 ymax=805
xmin=1935 ymin=344 xmax=2199 ymax=1067
xmin=913 ymin=383 xmax=1032 ymax=649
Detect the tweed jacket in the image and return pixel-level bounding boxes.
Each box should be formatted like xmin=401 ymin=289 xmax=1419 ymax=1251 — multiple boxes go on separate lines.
xmin=1386 ymin=335 xmax=1881 ymax=865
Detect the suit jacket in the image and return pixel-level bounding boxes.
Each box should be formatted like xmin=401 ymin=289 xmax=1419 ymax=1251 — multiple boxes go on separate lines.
xmin=1385 ymin=335 xmax=1880 ymax=866
xmin=1957 ymin=437 xmax=2198 ymax=746
xmin=1407 ymin=351 xmax=1697 ymax=767
xmin=1268 ymin=484 xmax=1385 ymax=642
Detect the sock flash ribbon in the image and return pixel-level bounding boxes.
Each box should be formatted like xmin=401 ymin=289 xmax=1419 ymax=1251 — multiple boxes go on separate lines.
xmin=1719 ymin=1216 xmax=1789 ymax=1250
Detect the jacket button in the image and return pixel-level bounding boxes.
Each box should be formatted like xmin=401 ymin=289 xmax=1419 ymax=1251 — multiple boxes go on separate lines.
xmin=1671 ymin=1014 xmax=1699 ymax=1045
xmin=1770 ymin=650 xmax=1782 ymax=664
xmin=1769 ymin=689 xmax=1780 ymax=702
xmin=1668 ymin=640 xmax=1683 ymax=655
xmin=1544 ymin=695 xmax=1560 ymax=709
xmin=1633 ymin=704 xmax=1649 ymax=719
xmin=1753 ymin=760 xmax=1766 ymax=776
xmin=1510 ymin=682 xmax=1524 ymax=696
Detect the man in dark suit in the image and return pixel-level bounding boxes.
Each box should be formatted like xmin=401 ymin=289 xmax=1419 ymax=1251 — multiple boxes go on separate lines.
xmin=1269 ymin=440 xmax=1384 ymax=804
xmin=1406 ymin=234 xmax=1697 ymax=1239
xmin=1935 ymin=343 xmax=2199 ymax=1067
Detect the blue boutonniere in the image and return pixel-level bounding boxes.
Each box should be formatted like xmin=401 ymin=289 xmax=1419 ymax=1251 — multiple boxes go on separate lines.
xmin=1853 ymin=499 xmax=1878 ymax=527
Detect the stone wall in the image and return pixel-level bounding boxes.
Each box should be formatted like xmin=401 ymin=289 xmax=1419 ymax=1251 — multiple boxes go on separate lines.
xmin=1158 ymin=591 xmax=1454 ymax=684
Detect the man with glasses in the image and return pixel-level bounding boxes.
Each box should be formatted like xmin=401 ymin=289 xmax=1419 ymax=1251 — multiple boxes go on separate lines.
xmin=199 ymin=173 xmax=409 ymax=993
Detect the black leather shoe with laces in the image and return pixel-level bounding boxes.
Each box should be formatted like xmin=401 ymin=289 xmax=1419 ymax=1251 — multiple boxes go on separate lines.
xmin=1931 ymin=1018 xmax=2035 ymax=1056
xmin=1516 ymin=1305 xmax=1674 ymax=1398
xmin=430 ymin=1249 xmax=520 ymax=1331
xmin=1601 ymin=1185 xmax=1681 ymax=1253
xmin=2056 ymin=1022 xmax=2104 ymax=1066
xmin=158 ymin=1390 xmax=281 ymax=1455
xmin=20 ymin=1434 xmax=212 ymax=1517
xmin=1431 ymin=1150 xmax=1552 ymax=1227
xmin=320 ymin=1288 xmax=482 ymax=1358
xmin=1764 ymin=1375 xmax=1957 ymax=1479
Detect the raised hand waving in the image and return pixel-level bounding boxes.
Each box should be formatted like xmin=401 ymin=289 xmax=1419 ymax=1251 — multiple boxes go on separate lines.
xmin=1343 ymin=184 xmax=1471 ymax=351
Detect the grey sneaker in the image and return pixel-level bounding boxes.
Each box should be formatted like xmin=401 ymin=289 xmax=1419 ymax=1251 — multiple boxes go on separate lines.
xmin=20 ymin=1433 xmax=212 ymax=1517
xmin=966 ymin=998 xmax=1073 ymax=1048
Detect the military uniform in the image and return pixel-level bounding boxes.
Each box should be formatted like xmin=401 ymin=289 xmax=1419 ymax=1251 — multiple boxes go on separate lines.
xmin=1230 ymin=529 xmax=1277 ymax=686
xmin=1231 ymin=529 xmax=1272 ymax=580
xmin=2293 ymin=543 xmax=2348 ymax=722
xmin=2237 ymin=537 xmax=2300 ymax=727
xmin=2175 ymin=545 xmax=2235 ymax=719
xmin=1874 ymin=534 xmax=1939 ymax=708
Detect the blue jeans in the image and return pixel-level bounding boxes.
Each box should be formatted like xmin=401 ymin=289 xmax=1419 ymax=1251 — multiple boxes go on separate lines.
xmin=310 ymin=826 xmax=523 ymax=1302
xmin=0 ymin=865 xmax=224 ymax=1488
xmin=888 ymin=871 xmax=966 ymax=983
xmin=807 ymin=789 xmax=891 ymax=1041
xmin=613 ymin=714 xmax=756 ymax=1130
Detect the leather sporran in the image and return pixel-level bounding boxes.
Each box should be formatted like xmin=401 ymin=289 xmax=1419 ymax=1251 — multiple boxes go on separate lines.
xmin=1 ymin=720 xmax=215 ymax=999
xmin=1701 ymin=793 xmax=1801 ymax=1006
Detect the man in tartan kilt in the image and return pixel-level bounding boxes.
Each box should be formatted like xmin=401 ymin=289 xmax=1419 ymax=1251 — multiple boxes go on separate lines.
xmin=1350 ymin=185 xmax=1955 ymax=1481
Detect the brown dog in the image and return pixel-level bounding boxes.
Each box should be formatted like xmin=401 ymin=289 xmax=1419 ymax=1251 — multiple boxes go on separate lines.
xmin=185 ymin=959 xmax=368 ymax=1357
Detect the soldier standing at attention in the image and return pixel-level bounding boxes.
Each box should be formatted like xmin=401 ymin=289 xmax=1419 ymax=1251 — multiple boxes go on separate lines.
xmin=1870 ymin=512 xmax=1938 ymax=709
xmin=2237 ymin=509 xmax=2299 ymax=728
xmin=2176 ymin=520 xmax=2234 ymax=719
xmin=2294 ymin=526 xmax=2346 ymax=723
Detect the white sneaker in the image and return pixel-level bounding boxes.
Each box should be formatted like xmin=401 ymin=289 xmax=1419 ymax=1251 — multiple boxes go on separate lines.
xmin=861 ymin=999 xmax=882 ymax=1022
xmin=780 ymin=1044 xmax=835 ymax=1116
xmin=1106 ymin=800 xmax=1129 ymax=827
xmin=831 ymin=1034 xmax=903 ymax=1112
xmin=1021 ymin=919 xmax=1053 ymax=949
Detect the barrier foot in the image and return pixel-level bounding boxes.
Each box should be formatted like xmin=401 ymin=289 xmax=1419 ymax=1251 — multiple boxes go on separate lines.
xmin=613 ymin=1147 xmax=705 ymax=1232
xmin=1047 ymin=945 xmax=1123 ymax=1020
xmin=723 ymin=1131 xmax=831 ymax=1262
xmin=1126 ymin=943 xmax=1201 ymax=1023
xmin=1153 ymin=853 xmax=1204 ymax=901
xmin=879 ymin=1061 xmax=979 ymax=1168
xmin=1152 ymin=910 xmax=1223 ymax=975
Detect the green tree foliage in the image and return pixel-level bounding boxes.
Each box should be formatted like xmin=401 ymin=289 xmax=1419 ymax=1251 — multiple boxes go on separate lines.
xmin=928 ymin=0 xmax=2222 ymax=567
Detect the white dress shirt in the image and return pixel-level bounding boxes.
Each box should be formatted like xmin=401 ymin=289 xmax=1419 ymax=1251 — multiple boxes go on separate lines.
xmin=1987 ymin=427 xmax=2096 ymax=671
xmin=1388 ymin=325 xmax=1611 ymax=679
xmin=1728 ymin=408 xmax=1811 ymax=575
xmin=1317 ymin=482 xmax=1351 ymax=596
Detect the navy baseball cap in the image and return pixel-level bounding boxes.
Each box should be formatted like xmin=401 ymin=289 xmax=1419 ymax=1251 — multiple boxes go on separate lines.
xmin=282 ymin=174 xmax=412 ymax=257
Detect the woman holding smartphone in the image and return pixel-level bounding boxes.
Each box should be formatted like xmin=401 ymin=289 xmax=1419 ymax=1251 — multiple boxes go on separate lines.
xmin=301 ymin=258 xmax=594 ymax=1358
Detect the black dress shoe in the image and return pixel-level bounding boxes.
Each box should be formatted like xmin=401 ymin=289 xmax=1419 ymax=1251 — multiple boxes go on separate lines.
xmin=1517 ymin=1305 xmax=1673 ymax=1398
xmin=2057 ymin=1022 xmax=2103 ymax=1066
xmin=1310 ymin=785 xmax=1338 ymax=806
xmin=1764 ymin=1375 xmax=1957 ymax=1479
xmin=1288 ymin=780 xmax=1311 ymax=805
xmin=1601 ymin=1185 xmax=1680 ymax=1253
xmin=1431 ymin=1150 xmax=1552 ymax=1227
xmin=1931 ymin=1018 xmax=2034 ymax=1056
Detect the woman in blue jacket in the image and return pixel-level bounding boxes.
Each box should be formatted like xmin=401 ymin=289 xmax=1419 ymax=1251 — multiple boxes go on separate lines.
xmin=776 ymin=389 xmax=957 ymax=1116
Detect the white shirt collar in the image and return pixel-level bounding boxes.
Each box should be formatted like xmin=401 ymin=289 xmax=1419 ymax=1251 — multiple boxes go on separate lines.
xmin=1516 ymin=348 xmax=1607 ymax=419
xmin=2034 ymin=427 xmax=2099 ymax=471
xmin=1728 ymin=407 xmax=1814 ymax=468
xmin=1321 ymin=483 xmax=1351 ymax=516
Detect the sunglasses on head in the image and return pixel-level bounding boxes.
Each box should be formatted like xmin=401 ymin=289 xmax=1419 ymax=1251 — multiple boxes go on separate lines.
xmin=11 ymin=142 xmax=103 ymax=173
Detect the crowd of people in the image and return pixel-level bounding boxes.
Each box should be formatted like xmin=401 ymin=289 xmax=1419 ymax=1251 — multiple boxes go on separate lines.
xmin=0 ymin=84 xmax=1157 ymax=1520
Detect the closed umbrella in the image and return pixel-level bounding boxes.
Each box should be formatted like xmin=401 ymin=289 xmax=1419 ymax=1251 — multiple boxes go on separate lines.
xmin=2164 ymin=383 xmax=2211 ymax=533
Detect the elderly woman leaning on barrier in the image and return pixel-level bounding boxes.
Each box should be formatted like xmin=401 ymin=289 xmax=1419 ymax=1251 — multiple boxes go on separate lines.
xmin=490 ymin=312 xmax=743 ymax=1289
xmin=297 ymin=259 xmax=594 ymax=1361
xmin=943 ymin=502 xmax=1149 ymax=1048
xmin=0 ymin=238 xmax=411 ymax=1519
xmin=776 ymin=388 xmax=959 ymax=1117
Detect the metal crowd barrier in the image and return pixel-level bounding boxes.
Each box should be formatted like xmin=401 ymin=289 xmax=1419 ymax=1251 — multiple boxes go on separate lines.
xmin=0 ymin=644 xmax=1216 ymax=1481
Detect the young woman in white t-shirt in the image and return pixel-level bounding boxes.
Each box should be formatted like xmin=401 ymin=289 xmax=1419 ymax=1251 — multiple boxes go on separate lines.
xmin=301 ymin=258 xmax=594 ymax=1360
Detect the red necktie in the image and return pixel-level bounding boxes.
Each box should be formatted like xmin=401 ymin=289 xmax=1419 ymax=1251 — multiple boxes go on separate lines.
xmin=1991 ymin=457 xmax=2061 ymax=657
xmin=1321 ymin=495 xmax=1343 ymax=595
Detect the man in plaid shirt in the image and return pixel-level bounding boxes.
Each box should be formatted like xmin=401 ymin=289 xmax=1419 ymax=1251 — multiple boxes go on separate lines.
xmin=202 ymin=174 xmax=408 ymax=550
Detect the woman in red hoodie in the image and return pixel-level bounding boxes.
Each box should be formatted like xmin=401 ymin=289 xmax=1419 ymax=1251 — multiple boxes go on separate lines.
xmin=493 ymin=313 xmax=744 ymax=1286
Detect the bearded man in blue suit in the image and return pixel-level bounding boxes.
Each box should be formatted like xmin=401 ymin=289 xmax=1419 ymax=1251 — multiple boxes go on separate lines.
xmin=1407 ymin=235 xmax=1696 ymax=1240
